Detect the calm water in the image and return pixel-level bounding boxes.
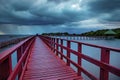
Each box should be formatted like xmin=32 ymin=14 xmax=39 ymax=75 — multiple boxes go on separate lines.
xmin=0 ymin=35 xmax=28 ymax=42
xmin=0 ymin=35 xmax=29 ymax=53
xmin=68 ymin=39 xmax=120 ymax=80
xmin=0 ymin=36 xmax=120 ymax=80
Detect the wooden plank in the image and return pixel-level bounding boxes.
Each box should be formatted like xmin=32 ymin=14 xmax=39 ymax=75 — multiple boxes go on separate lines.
xmin=21 ymin=37 xmax=83 ymax=80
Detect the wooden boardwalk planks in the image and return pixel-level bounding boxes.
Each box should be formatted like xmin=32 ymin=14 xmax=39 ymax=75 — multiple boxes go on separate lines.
xmin=22 ymin=37 xmax=83 ymax=80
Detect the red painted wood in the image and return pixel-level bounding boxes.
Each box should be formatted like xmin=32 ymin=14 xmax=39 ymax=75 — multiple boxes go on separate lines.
xmin=67 ymin=41 xmax=71 ymax=66
xmin=19 ymin=40 xmax=35 ymax=80
xmin=53 ymin=38 xmax=56 ymax=53
xmin=100 ymin=48 xmax=110 ymax=80
xmin=0 ymin=37 xmax=33 ymax=63
xmin=22 ymin=37 xmax=83 ymax=80
xmin=8 ymin=37 xmax=35 ymax=80
xmin=78 ymin=43 xmax=82 ymax=76
xmin=0 ymin=56 xmax=12 ymax=80
xmin=56 ymin=38 xmax=59 ymax=56
xmin=40 ymin=35 xmax=120 ymax=80
xmin=0 ymin=36 xmax=35 ymax=80
xmin=60 ymin=39 xmax=63 ymax=60
xmin=0 ymin=35 xmax=117 ymax=80
xmin=17 ymin=47 xmax=22 ymax=78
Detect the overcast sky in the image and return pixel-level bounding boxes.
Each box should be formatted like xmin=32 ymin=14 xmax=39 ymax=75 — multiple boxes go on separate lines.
xmin=0 ymin=0 xmax=120 ymax=34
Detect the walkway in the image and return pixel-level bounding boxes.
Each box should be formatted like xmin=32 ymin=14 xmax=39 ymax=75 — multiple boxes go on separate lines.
xmin=22 ymin=37 xmax=83 ymax=80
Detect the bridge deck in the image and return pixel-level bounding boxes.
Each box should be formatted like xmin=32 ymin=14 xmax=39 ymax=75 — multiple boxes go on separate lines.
xmin=22 ymin=37 xmax=83 ymax=80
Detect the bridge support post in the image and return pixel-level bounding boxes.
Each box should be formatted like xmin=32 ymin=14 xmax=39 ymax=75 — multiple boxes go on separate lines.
xmin=51 ymin=38 xmax=54 ymax=50
xmin=100 ymin=48 xmax=110 ymax=80
xmin=67 ymin=41 xmax=71 ymax=66
xmin=0 ymin=56 xmax=12 ymax=80
xmin=53 ymin=38 xmax=56 ymax=53
xmin=56 ymin=38 xmax=59 ymax=56
xmin=77 ymin=43 xmax=82 ymax=76
xmin=60 ymin=39 xmax=63 ymax=60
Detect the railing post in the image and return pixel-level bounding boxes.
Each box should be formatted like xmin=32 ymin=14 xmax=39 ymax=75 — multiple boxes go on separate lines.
xmin=0 ymin=56 xmax=12 ymax=80
xmin=52 ymin=38 xmax=54 ymax=50
xmin=53 ymin=38 xmax=56 ymax=53
xmin=51 ymin=38 xmax=53 ymax=50
xmin=23 ymin=42 xmax=28 ymax=65
xmin=67 ymin=41 xmax=71 ymax=66
xmin=23 ymin=42 xmax=27 ymax=53
xmin=49 ymin=37 xmax=51 ymax=49
xmin=100 ymin=48 xmax=110 ymax=80
xmin=56 ymin=38 xmax=59 ymax=56
xmin=51 ymin=38 xmax=53 ymax=47
xmin=77 ymin=43 xmax=82 ymax=76
xmin=60 ymin=39 xmax=63 ymax=60
xmin=17 ymin=47 xmax=22 ymax=79
xmin=17 ymin=47 xmax=22 ymax=61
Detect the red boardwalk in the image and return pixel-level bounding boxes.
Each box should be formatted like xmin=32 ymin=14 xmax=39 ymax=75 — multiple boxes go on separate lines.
xmin=0 ymin=36 xmax=120 ymax=80
xmin=21 ymin=37 xmax=83 ymax=80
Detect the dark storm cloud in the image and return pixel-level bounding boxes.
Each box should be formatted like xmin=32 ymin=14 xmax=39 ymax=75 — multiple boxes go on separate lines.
xmin=0 ymin=0 xmax=120 ymax=25
xmin=86 ymin=0 xmax=120 ymax=21
xmin=47 ymin=0 xmax=69 ymax=3
xmin=12 ymin=1 xmax=32 ymax=11
xmin=0 ymin=0 xmax=89 ymax=25
xmin=88 ymin=0 xmax=120 ymax=13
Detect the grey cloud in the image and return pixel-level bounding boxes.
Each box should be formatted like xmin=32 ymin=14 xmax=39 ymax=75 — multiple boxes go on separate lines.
xmin=104 ymin=10 xmax=120 ymax=21
xmin=88 ymin=0 xmax=120 ymax=13
xmin=12 ymin=1 xmax=31 ymax=11
xmin=0 ymin=0 xmax=120 ymax=25
xmin=47 ymin=0 xmax=69 ymax=3
xmin=0 ymin=0 xmax=89 ymax=25
xmin=85 ymin=0 xmax=120 ymax=21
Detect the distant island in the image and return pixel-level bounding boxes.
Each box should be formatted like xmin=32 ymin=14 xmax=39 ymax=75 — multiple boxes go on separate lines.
xmin=42 ymin=28 xmax=120 ymax=39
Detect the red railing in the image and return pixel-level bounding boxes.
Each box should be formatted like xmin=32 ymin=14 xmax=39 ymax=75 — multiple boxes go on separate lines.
xmin=40 ymin=35 xmax=120 ymax=80
xmin=0 ymin=36 xmax=35 ymax=80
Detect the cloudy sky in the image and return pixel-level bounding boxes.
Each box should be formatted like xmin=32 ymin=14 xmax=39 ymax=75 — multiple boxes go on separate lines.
xmin=0 ymin=0 xmax=120 ymax=34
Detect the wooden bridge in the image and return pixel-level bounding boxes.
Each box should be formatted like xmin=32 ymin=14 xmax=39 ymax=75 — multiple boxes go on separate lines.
xmin=0 ymin=35 xmax=120 ymax=80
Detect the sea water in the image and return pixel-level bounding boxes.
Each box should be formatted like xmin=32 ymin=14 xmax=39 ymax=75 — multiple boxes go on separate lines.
xmin=67 ymin=39 xmax=120 ymax=80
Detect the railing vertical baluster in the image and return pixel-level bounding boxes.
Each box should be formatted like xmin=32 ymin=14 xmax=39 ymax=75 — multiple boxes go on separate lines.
xmin=17 ymin=47 xmax=22 ymax=61
xmin=48 ymin=37 xmax=50 ymax=48
xmin=67 ymin=41 xmax=71 ymax=66
xmin=17 ymin=47 xmax=22 ymax=79
xmin=100 ymin=48 xmax=110 ymax=80
xmin=51 ymin=38 xmax=53 ymax=50
xmin=53 ymin=38 xmax=55 ymax=53
xmin=77 ymin=43 xmax=82 ymax=76
xmin=0 ymin=56 xmax=12 ymax=80
xmin=56 ymin=38 xmax=59 ymax=56
xmin=49 ymin=37 xmax=52 ymax=50
xmin=39 ymin=36 xmax=120 ymax=80
xmin=50 ymin=38 xmax=53 ymax=50
xmin=23 ymin=43 xmax=27 ymax=65
xmin=60 ymin=39 xmax=63 ymax=60
xmin=23 ymin=43 xmax=26 ymax=53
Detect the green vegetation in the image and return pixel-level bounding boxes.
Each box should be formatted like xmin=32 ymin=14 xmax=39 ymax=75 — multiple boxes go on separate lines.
xmin=80 ymin=28 xmax=120 ymax=38
xmin=42 ymin=28 xmax=120 ymax=39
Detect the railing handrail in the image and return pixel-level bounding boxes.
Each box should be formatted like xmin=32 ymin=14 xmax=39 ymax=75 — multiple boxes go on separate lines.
xmin=51 ymin=37 xmax=120 ymax=52
xmin=0 ymin=36 xmax=35 ymax=80
xmin=40 ymin=35 xmax=120 ymax=80
xmin=8 ymin=37 xmax=35 ymax=80
xmin=0 ymin=36 xmax=34 ymax=63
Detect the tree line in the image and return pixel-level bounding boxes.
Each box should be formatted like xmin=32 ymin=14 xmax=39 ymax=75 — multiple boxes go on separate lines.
xmin=42 ymin=28 xmax=120 ymax=38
